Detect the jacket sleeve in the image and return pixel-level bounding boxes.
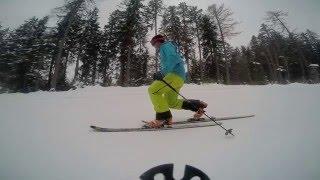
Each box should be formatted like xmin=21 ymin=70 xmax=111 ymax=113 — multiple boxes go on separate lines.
xmin=160 ymin=44 xmax=181 ymax=75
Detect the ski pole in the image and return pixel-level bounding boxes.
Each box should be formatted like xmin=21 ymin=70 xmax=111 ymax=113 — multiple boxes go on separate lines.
xmin=161 ymin=79 xmax=234 ymax=136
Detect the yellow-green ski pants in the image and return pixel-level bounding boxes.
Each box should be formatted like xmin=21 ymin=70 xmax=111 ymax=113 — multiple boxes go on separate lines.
xmin=148 ymin=73 xmax=185 ymax=113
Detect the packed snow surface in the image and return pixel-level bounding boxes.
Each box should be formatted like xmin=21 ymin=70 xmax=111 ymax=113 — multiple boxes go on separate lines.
xmin=1 ymin=83 xmax=320 ymax=180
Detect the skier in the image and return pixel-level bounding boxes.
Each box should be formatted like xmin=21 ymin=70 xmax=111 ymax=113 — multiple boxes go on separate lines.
xmin=144 ymin=34 xmax=208 ymax=128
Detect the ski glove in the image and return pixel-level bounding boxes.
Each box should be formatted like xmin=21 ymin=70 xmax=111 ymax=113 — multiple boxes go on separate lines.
xmin=153 ymin=72 xmax=164 ymax=81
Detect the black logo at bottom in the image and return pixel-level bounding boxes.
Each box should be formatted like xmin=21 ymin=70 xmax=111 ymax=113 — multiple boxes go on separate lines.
xmin=140 ymin=164 xmax=210 ymax=180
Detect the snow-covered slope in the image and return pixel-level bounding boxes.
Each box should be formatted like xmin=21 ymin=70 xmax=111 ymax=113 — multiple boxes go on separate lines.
xmin=1 ymin=84 xmax=320 ymax=180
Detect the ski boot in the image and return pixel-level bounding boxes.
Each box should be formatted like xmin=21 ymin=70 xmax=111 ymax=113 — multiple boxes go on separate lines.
xmin=143 ymin=111 xmax=173 ymax=128
xmin=143 ymin=118 xmax=173 ymax=128
xmin=182 ymin=99 xmax=208 ymax=120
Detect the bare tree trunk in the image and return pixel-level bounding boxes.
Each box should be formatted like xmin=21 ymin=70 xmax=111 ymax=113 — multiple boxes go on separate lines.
xmin=222 ymin=42 xmax=230 ymax=84
xmin=265 ymin=48 xmax=278 ymax=82
xmin=283 ymin=56 xmax=290 ymax=82
xmin=62 ymin=51 xmax=70 ymax=82
xmin=213 ymin=11 xmax=230 ymax=84
xmin=124 ymin=47 xmax=132 ymax=86
xmin=246 ymin=57 xmax=253 ymax=84
xmin=91 ymin=58 xmax=97 ymax=85
xmin=185 ymin=48 xmax=191 ymax=82
xmin=262 ymin=51 xmax=276 ymax=83
xmin=154 ymin=15 xmax=159 ymax=72
xmin=117 ymin=55 xmax=125 ymax=86
xmin=196 ymin=29 xmax=203 ymax=83
xmin=47 ymin=55 xmax=55 ymax=89
xmin=71 ymin=53 xmax=80 ymax=86
xmin=261 ymin=24 xmax=280 ymax=67
xmin=102 ymin=58 xmax=108 ymax=86
xmin=180 ymin=14 xmax=191 ymax=82
xmin=296 ymin=43 xmax=308 ymax=82
xmin=213 ymin=49 xmax=220 ymax=84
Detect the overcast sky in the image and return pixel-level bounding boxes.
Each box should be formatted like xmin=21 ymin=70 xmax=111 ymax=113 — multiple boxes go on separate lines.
xmin=0 ymin=0 xmax=319 ymax=47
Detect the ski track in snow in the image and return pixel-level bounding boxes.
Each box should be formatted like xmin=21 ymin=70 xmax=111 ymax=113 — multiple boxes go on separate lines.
xmin=0 ymin=83 xmax=320 ymax=180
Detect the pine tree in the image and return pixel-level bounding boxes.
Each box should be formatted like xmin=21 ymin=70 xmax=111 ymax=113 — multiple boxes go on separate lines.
xmin=208 ymin=4 xmax=240 ymax=84
xmin=229 ymin=48 xmax=243 ymax=84
xmin=0 ymin=23 xmax=10 ymax=91
xmin=80 ymin=7 xmax=101 ymax=85
xmin=2 ymin=17 xmax=51 ymax=92
xmin=117 ymin=0 xmax=149 ymax=86
xmin=68 ymin=14 xmax=87 ymax=87
xmin=240 ymin=46 xmax=255 ymax=84
xmin=146 ymin=0 xmax=164 ymax=72
xmin=160 ymin=6 xmax=183 ymax=43
xmin=301 ymin=30 xmax=320 ymax=65
xmin=257 ymin=24 xmax=278 ymax=83
xmin=265 ymin=10 xmax=307 ymax=82
xmin=99 ymin=10 xmax=124 ymax=86
xmin=177 ymin=3 xmax=195 ymax=82
xmin=146 ymin=0 xmax=164 ymax=35
xmin=189 ymin=6 xmax=205 ymax=82
xmin=50 ymin=0 xmax=89 ymax=90
xmin=199 ymin=15 xmax=219 ymax=82
xmin=249 ymin=35 xmax=273 ymax=83
xmin=0 ymin=23 xmax=8 ymax=53
xmin=160 ymin=4 xmax=195 ymax=82
xmin=54 ymin=14 xmax=87 ymax=89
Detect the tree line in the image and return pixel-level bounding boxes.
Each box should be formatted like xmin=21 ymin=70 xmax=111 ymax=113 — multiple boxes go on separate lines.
xmin=0 ymin=0 xmax=319 ymax=93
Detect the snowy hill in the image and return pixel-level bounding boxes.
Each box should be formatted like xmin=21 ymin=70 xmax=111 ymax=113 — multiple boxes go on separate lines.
xmin=1 ymin=84 xmax=320 ymax=180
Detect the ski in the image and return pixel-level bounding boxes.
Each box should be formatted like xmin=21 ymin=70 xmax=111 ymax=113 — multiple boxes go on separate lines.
xmin=142 ymin=114 xmax=255 ymax=125
xmin=174 ymin=114 xmax=255 ymax=125
xmin=90 ymin=122 xmax=222 ymax=132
